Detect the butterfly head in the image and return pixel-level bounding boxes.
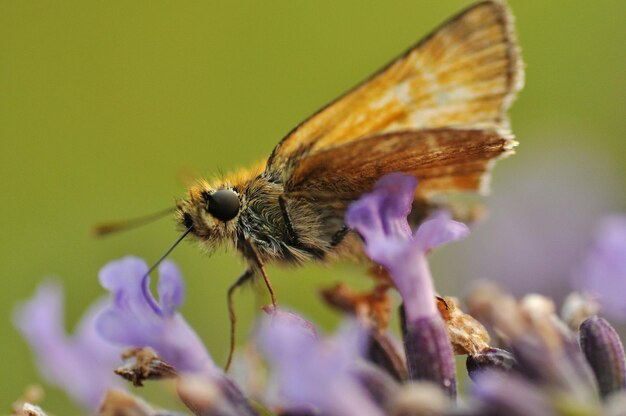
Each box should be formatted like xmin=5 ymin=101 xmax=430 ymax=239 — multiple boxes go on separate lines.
xmin=176 ymin=181 xmax=242 ymax=246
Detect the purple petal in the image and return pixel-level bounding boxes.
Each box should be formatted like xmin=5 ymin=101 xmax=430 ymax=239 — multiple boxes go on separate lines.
xmin=346 ymin=173 xmax=417 ymax=245
xmin=262 ymin=306 xmax=318 ymax=338
xmin=96 ymin=307 xmax=146 ymax=345
xmin=333 ymin=322 xmax=369 ymax=369
xmin=157 ymin=261 xmax=184 ymax=316
xmin=574 ymin=215 xmax=626 ymax=321
xmin=388 ymin=248 xmax=438 ymax=320
xmin=257 ymin=312 xmax=384 ymax=416
xmin=99 ymin=256 xmax=147 ymax=292
xmin=13 ymin=281 xmax=121 ymax=411
xmin=257 ymin=308 xmax=318 ymax=372
xmin=99 ymin=257 xmax=161 ymax=318
xmin=95 ymin=256 xmax=216 ymax=377
xmin=414 ymin=211 xmax=470 ymax=252
xmin=372 ymin=173 xmax=418 ymax=237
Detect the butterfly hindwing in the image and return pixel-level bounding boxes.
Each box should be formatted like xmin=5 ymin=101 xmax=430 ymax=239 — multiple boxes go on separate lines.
xmin=285 ymin=128 xmax=515 ymax=201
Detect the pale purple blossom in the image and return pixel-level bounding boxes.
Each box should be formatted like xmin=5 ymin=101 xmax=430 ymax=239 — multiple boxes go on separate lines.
xmin=346 ymin=173 xmax=468 ymax=396
xmin=573 ymin=215 xmax=626 ymax=321
xmin=13 ymin=281 xmax=122 ymax=411
xmin=258 ymin=308 xmax=384 ymax=416
xmin=95 ymin=256 xmax=217 ymax=377
xmin=345 ymin=173 xmax=469 ymax=322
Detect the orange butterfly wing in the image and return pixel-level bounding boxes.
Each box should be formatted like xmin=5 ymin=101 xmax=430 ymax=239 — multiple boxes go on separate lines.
xmin=285 ymin=128 xmax=515 ymax=201
xmin=266 ymin=0 xmax=523 ymax=194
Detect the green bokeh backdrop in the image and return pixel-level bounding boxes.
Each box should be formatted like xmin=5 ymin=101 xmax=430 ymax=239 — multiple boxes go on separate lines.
xmin=1 ymin=0 xmax=624 ymax=412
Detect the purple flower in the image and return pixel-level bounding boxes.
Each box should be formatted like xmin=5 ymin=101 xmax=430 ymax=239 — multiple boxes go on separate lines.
xmin=346 ymin=173 xmax=469 ymax=322
xmin=257 ymin=308 xmax=384 ymax=416
xmin=346 ymin=173 xmax=468 ymax=397
xmin=573 ymin=215 xmax=626 ymax=321
xmin=13 ymin=281 xmax=122 ymax=411
xmin=95 ymin=256 xmax=216 ymax=377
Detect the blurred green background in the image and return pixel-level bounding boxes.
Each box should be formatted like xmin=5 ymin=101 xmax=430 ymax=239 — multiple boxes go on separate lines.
xmin=1 ymin=0 xmax=624 ymax=412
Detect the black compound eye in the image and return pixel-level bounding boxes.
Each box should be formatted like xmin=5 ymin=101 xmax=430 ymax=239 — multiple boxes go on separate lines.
xmin=207 ymin=189 xmax=240 ymax=222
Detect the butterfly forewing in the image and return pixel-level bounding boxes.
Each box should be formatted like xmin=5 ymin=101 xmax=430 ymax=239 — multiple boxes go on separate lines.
xmin=267 ymin=1 xmax=523 ymax=187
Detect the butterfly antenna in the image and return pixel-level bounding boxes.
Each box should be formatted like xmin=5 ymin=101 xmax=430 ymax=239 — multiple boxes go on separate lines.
xmin=142 ymin=226 xmax=193 ymax=279
xmin=93 ymin=207 xmax=175 ymax=237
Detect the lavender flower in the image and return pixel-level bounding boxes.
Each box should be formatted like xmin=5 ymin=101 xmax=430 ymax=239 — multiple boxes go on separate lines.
xmin=346 ymin=173 xmax=468 ymax=322
xmin=257 ymin=308 xmax=384 ymax=416
xmin=95 ymin=256 xmax=217 ymax=377
xmin=15 ymin=179 xmax=626 ymax=415
xmin=346 ymin=173 xmax=468 ymax=396
xmin=463 ymin=285 xmax=626 ymax=414
xmin=573 ymin=215 xmax=626 ymax=321
xmin=13 ymin=281 xmax=122 ymax=411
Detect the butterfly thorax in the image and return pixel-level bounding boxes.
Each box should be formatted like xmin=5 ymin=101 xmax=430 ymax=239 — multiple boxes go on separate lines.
xmin=237 ymin=176 xmax=308 ymax=263
xmin=176 ymin=170 xmax=350 ymax=267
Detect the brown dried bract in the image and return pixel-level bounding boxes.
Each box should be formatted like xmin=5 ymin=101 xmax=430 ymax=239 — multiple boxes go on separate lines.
xmin=320 ymin=280 xmax=392 ymax=331
xmin=98 ymin=389 xmax=182 ymax=416
xmin=464 ymin=281 xmax=524 ymax=340
xmin=437 ymin=296 xmax=490 ymax=355
xmin=465 ymin=281 xmax=578 ymax=353
xmin=115 ymin=347 xmax=178 ymax=387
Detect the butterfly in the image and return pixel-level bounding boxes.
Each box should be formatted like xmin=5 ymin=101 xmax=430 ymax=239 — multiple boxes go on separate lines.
xmin=101 ymin=1 xmax=523 ymax=370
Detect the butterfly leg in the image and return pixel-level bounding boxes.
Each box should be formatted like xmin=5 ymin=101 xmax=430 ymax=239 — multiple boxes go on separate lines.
xmin=225 ymin=267 xmax=254 ymax=372
xmin=224 ymin=239 xmax=279 ymax=371
xmin=244 ymin=238 xmax=277 ymax=307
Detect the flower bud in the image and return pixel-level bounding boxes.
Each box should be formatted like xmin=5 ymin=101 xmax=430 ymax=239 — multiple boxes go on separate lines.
xmin=352 ymin=360 xmax=400 ymax=408
xmin=466 ymin=348 xmax=517 ymax=381
xmin=400 ymin=306 xmax=456 ymax=398
xmin=366 ymin=331 xmax=408 ymax=382
xmin=579 ymin=316 xmax=626 ymax=398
